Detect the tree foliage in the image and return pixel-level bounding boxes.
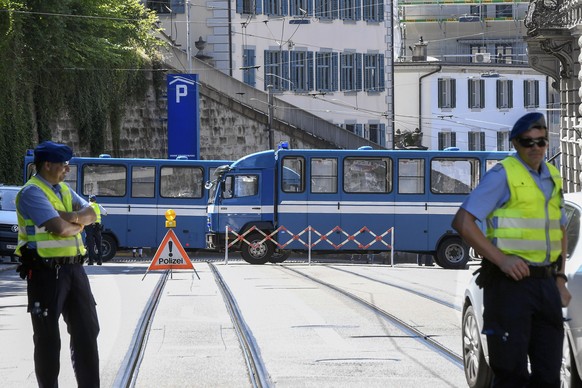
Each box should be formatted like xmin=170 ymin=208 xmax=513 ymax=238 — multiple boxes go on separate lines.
xmin=0 ymin=0 xmax=161 ymax=184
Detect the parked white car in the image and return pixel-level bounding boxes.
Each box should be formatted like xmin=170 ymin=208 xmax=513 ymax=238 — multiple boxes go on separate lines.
xmin=462 ymin=191 xmax=582 ymax=387
xmin=0 ymin=185 xmax=20 ymax=261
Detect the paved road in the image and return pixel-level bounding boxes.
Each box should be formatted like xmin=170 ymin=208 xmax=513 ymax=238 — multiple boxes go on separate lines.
xmin=0 ymin=259 xmax=476 ymax=387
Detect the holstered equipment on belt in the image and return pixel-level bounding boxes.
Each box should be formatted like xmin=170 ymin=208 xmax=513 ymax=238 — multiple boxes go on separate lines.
xmin=474 ymin=259 xmax=498 ymax=288
xmin=16 ymin=245 xmax=86 ymax=279
xmin=474 ymin=257 xmax=560 ymax=288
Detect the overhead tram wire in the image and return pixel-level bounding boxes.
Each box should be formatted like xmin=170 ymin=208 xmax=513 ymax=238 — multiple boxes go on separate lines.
xmin=11 ymin=5 xmax=524 ymax=140
xmin=6 ymin=7 xmax=527 ymax=70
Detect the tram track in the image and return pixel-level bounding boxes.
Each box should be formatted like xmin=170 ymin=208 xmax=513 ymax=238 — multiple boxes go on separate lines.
xmin=280 ymin=265 xmax=464 ymax=368
xmin=113 ymin=264 xmax=271 ymax=388
xmin=208 ymin=262 xmax=272 ymax=388
xmin=105 ymin=262 xmax=463 ymax=386
xmin=114 ymin=270 xmax=169 ymax=388
xmin=326 ymin=265 xmax=462 ymax=311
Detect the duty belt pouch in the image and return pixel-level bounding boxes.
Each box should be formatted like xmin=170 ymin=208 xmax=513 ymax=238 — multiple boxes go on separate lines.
xmin=474 ymin=259 xmax=500 ymax=288
xmin=16 ymin=246 xmax=38 ymax=279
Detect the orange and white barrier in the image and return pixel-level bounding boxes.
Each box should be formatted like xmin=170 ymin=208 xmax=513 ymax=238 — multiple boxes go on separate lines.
xmin=224 ymin=225 xmax=395 ymax=266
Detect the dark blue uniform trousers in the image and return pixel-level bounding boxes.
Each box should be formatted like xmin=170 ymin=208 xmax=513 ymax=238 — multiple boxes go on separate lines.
xmin=85 ymin=224 xmax=102 ymax=264
xmin=27 ymin=263 xmax=100 ymax=388
xmin=483 ymin=275 xmax=564 ymax=387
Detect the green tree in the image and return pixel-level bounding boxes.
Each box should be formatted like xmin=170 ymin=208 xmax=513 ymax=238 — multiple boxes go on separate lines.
xmin=0 ymin=0 xmax=161 ymax=184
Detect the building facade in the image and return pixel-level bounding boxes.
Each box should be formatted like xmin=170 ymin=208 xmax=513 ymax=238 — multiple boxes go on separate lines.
xmin=399 ymin=0 xmax=531 ymax=65
xmin=145 ymin=0 xmax=394 ymax=148
xmin=145 ymin=1 xmax=570 ymax=169
xmin=395 ymin=62 xmax=550 ymax=153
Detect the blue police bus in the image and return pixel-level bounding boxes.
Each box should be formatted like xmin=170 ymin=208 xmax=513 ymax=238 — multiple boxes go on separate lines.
xmin=205 ymin=146 xmax=511 ymax=268
xmin=25 ymin=153 xmax=230 ymax=261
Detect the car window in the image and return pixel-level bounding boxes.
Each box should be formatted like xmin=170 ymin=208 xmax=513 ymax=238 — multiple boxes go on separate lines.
xmin=565 ymin=203 xmax=581 ymax=258
xmin=0 ymin=188 xmax=18 ymax=211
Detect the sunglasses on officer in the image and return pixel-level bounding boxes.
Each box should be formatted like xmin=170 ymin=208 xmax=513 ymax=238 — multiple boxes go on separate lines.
xmin=516 ymin=137 xmax=548 ymax=148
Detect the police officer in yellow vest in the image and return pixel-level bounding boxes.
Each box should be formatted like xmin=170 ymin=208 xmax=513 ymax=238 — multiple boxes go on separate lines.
xmin=453 ymin=112 xmax=571 ymax=387
xmin=15 ymin=141 xmax=100 ymax=387
xmin=85 ymin=195 xmax=107 ymax=265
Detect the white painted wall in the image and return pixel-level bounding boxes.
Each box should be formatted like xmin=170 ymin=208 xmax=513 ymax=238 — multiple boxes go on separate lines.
xmin=396 ymin=64 xmax=548 ymax=151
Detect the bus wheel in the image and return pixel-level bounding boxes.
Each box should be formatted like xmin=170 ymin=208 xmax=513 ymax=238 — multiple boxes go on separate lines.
xmin=101 ymin=234 xmax=117 ymax=262
xmin=269 ymin=250 xmax=291 ymax=263
xmin=437 ymin=237 xmax=469 ymax=269
xmin=240 ymin=232 xmax=273 ymax=265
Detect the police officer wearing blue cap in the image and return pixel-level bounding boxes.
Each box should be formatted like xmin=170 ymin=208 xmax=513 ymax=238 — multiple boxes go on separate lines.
xmin=15 ymin=141 xmax=100 ymax=387
xmin=453 ymin=113 xmax=571 ymax=386
xmin=86 ymin=195 xmax=108 ymax=265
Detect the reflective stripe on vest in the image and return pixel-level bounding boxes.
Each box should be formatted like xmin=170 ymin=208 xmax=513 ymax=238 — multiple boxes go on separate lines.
xmin=15 ymin=176 xmax=86 ymax=258
xmin=90 ymin=202 xmax=101 ymax=223
xmin=486 ymin=157 xmax=563 ymax=265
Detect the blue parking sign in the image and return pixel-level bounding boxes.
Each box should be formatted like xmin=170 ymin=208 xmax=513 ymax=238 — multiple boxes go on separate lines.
xmin=167 ymin=74 xmax=200 ymax=159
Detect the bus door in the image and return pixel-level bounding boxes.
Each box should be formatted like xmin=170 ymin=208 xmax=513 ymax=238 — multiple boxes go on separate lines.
xmin=340 ymin=156 xmax=395 ymax=252
xmin=276 ymin=156 xmax=308 ymax=250
xmin=216 ymin=171 xmax=262 ymax=240
xmin=307 ymin=157 xmax=341 ymax=250
xmin=393 ymin=157 xmax=430 ymax=252
xmin=155 ymin=164 xmax=212 ymax=250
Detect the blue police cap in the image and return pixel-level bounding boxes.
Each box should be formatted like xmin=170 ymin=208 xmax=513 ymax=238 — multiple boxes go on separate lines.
xmin=34 ymin=141 xmax=73 ymax=163
xmin=510 ymin=112 xmax=547 ymax=140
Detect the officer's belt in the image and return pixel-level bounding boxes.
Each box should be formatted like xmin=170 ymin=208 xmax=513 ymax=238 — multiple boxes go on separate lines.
xmin=528 ymin=265 xmax=556 ymax=278
xmin=38 ymin=256 xmax=85 ymax=267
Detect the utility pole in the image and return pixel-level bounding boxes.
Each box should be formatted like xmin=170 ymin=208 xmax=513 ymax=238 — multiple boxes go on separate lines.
xmin=186 ymin=1 xmax=192 ymax=71
xmin=267 ymin=84 xmax=274 ymax=150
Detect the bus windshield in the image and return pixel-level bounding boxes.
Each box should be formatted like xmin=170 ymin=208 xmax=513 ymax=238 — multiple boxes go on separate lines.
xmin=206 ymin=164 xmax=230 ymax=204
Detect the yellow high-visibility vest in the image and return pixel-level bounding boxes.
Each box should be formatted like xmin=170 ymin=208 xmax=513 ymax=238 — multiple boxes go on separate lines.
xmin=16 ymin=176 xmax=86 ymax=258
xmin=486 ymin=157 xmax=563 ymax=265
xmin=90 ymin=202 xmax=101 ymax=223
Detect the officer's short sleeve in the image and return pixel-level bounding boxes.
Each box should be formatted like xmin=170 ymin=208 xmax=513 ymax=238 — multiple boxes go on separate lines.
xmin=68 ymin=185 xmax=89 ymax=210
xmin=460 ymin=164 xmax=509 ymax=222
xmin=17 ymin=185 xmax=60 ymax=227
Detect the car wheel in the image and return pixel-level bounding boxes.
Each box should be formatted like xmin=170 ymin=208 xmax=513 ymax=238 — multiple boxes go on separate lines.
xmin=562 ymin=336 xmax=582 ymax=388
xmin=437 ymin=237 xmax=469 ymax=269
xmin=462 ymin=305 xmax=493 ymax=388
xmin=240 ymin=232 xmax=273 ymax=265
xmin=100 ymin=234 xmax=117 ymax=262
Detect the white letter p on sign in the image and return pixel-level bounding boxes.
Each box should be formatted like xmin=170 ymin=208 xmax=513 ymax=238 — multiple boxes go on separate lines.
xmin=176 ymin=85 xmax=188 ymax=103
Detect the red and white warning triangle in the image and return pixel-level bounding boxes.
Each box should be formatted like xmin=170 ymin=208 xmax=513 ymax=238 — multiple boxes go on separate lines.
xmin=147 ymin=229 xmax=194 ymax=271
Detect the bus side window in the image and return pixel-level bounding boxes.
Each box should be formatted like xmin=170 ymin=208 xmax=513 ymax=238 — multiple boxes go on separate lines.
xmin=65 ymin=165 xmax=78 ymax=192
xmin=132 ymin=166 xmax=155 ymax=198
xmin=282 ymin=157 xmax=304 ymax=193
xmin=160 ymin=166 xmax=203 ymax=198
xmin=311 ymin=158 xmax=337 ymax=193
xmin=398 ymin=159 xmax=424 ymax=194
xmin=234 ymin=175 xmax=258 ymax=197
xmin=344 ymin=157 xmax=391 ymax=193
xmin=83 ymin=164 xmax=126 ymax=197
xmin=430 ymin=158 xmax=477 ymax=194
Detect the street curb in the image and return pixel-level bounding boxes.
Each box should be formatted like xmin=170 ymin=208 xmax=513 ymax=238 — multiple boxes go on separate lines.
xmin=0 ymin=264 xmax=18 ymax=272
